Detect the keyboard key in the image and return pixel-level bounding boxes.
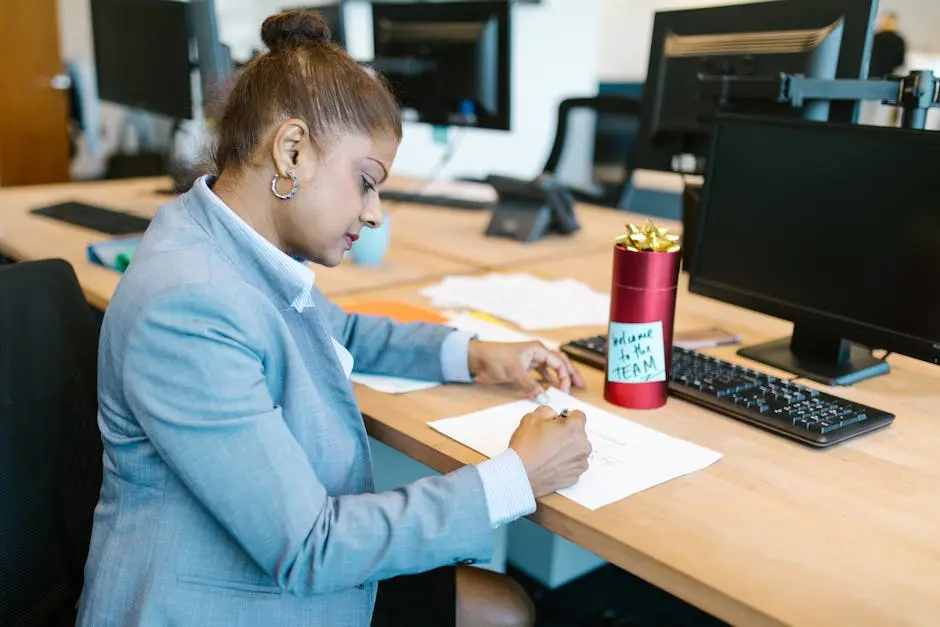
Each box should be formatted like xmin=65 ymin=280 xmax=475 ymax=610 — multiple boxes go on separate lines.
xmin=560 ymin=341 xmax=896 ymax=447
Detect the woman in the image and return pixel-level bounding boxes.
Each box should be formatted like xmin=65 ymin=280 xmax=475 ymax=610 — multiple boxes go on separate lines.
xmin=78 ymin=9 xmax=593 ymax=627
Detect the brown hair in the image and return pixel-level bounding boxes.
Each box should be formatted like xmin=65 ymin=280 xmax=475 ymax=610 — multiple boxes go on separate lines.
xmin=211 ymin=9 xmax=402 ymax=174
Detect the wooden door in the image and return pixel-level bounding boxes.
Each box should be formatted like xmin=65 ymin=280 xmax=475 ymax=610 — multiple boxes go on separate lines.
xmin=0 ymin=0 xmax=71 ymax=187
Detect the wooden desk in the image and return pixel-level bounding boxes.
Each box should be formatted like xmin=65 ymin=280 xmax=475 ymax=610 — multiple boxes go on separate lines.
xmin=316 ymin=248 xmax=477 ymax=298
xmin=333 ymin=259 xmax=940 ymax=627
xmin=0 ymin=178 xmax=479 ymax=308
xmin=508 ymin=250 xmax=792 ymax=355
xmin=379 ymin=193 xmax=669 ymax=270
xmin=6 ymin=177 xmax=940 ymax=625
xmin=518 ymin=251 xmax=940 ymax=417
xmin=0 ymin=177 xmax=168 ymax=309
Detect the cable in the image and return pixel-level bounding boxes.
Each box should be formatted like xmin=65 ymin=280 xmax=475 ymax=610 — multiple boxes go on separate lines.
xmin=381 ymin=127 xmax=467 ymax=207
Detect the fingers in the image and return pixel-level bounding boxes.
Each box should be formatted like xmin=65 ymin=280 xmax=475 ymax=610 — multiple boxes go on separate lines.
xmin=563 ymin=409 xmax=587 ymax=427
xmin=557 ymin=351 xmax=587 ymax=390
xmin=524 ymin=345 xmax=572 ymax=393
xmin=516 ymin=371 xmax=547 ymax=402
xmin=535 ymin=364 xmax=555 ymax=385
xmin=528 ymin=405 xmax=557 ymax=420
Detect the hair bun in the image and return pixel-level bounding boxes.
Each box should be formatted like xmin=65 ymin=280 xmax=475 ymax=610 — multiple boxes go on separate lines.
xmin=261 ymin=9 xmax=331 ymax=52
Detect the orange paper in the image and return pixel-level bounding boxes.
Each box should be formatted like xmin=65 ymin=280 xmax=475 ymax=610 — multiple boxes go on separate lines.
xmin=343 ymin=300 xmax=447 ymax=324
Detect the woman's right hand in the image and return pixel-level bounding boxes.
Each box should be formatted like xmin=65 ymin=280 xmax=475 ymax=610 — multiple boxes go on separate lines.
xmin=509 ymin=406 xmax=592 ymax=498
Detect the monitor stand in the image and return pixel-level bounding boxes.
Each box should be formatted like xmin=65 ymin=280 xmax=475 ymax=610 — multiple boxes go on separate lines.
xmin=737 ymin=325 xmax=890 ymax=386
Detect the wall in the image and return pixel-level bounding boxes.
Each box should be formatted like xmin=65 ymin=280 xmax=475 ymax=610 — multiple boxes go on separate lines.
xmin=873 ymin=0 xmax=940 ymax=54
xmin=220 ymin=0 xmax=602 ymax=181
xmin=598 ymin=0 xmax=760 ymax=81
xmin=598 ymin=0 xmax=940 ymax=82
xmin=59 ymin=0 xmax=601 ymax=182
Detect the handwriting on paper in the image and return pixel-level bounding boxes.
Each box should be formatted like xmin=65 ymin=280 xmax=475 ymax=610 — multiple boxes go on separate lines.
xmin=607 ymin=321 xmax=666 ymax=383
xmin=429 ymin=387 xmax=723 ymax=510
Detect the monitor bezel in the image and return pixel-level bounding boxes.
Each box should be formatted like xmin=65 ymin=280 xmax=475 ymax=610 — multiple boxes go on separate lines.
xmin=688 ymin=113 xmax=940 ymax=367
xmin=633 ymin=0 xmax=878 ymax=174
xmin=90 ymin=0 xmax=194 ymax=120
xmin=370 ymin=0 xmax=512 ymax=131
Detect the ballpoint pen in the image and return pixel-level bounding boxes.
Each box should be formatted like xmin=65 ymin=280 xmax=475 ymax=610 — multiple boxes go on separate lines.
xmin=559 ymin=408 xmax=569 ymax=419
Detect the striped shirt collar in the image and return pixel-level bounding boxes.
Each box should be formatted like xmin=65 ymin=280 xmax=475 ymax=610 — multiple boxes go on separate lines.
xmin=198 ymin=175 xmax=316 ymax=312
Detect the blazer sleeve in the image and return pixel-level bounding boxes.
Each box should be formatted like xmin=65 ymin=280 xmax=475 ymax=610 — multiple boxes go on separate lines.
xmin=121 ymin=285 xmax=494 ymax=595
xmin=311 ymin=287 xmax=456 ymax=381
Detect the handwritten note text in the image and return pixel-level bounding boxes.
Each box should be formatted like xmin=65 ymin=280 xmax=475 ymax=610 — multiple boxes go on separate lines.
xmin=607 ymin=321 xmax=666 ymax=383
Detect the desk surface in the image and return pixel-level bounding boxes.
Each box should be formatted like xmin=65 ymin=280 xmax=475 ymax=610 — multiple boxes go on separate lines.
xmin=516 ymin=251 xmax=940 ymax=418
xmin=380 ymin=177 xmax=669 ymax=270
xmin=333 ymin=254 xmax=940 ymax=627
xmin=0 ymin=177 xmax=479 ymax=308
xmin=5 ymin=177 xmax=940 ymax=626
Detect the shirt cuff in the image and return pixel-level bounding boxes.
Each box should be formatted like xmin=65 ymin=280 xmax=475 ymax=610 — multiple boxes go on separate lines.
xmin=440 ymin=330 xmax=475 ymax=383
xmin=475 ymin=448 xmax=537 ymax=529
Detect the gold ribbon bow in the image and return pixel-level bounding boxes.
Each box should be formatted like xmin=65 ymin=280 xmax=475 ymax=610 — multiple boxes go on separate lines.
xmin=615 ymin=219 xmax=681 ymax=253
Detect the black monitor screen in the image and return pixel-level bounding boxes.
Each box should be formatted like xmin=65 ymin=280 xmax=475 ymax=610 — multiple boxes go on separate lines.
xmin=691 ymin=115 xmax=940 ymax=364
xmin=308 ymin=4 xmax=345 ymax=47
xmin=633 ymin=0 xmax=878 ymax=174
xmin=91 ymin=0 xmax=193 ymax=119
xmin=371 ymin=1 xmax=510 ymax=130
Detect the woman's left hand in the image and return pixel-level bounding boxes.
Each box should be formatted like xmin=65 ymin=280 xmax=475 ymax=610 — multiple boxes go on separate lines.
xmin=467 ymin=340 xmax=587 ymax=401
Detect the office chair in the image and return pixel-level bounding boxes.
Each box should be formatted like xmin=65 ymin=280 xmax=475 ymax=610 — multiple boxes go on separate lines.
xmin=0 ymin=259 xmax=102 ymax=627
xmin=542 ymin=95 xmax=642 ymax=207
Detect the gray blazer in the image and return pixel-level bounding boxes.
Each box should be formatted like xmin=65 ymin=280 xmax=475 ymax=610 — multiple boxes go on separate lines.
xmin=77 ymin=182 xmax=494 ymax=626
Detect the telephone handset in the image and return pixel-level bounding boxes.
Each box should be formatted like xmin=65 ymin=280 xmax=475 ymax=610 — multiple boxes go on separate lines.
xmin=483 ymin=174 xmax=580 ymax=243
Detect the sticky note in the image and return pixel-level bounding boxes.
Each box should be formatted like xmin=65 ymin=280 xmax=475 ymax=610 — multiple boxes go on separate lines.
xmin=607 ymin=321 xmax=666 ymax=384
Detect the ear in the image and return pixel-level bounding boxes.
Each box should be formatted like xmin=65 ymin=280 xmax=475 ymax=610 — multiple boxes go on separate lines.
xmin=270 ymin=118 xmax=314 ymax=179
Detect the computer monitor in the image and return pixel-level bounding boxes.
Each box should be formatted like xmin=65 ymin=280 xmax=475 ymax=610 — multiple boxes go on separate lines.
xmin=689 ymin=114 xmax=940 ymax=385
xmin=309 ymin=3 xmax=346 ymax=48
xmin=370 ymin=1 xmax=511 ymax=131
xmin=190 ymin=0 xmax=234 ymax=113
xmin=633 ymin=0 xmax=878 ymax=175
xmin=91 ymin=0 xmax=193 ymax=119
xmin=91 ymin=0 xmax=232 ymax=121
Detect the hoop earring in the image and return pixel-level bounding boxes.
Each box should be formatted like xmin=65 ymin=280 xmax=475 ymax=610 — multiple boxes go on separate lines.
xmin=271 ymin=171 xmax=298 ymax=200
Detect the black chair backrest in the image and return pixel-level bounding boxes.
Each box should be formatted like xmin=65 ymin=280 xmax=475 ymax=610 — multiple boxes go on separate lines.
xmin=0 ymin=259 xmax=102 ymax=627
xmin=543 ymin=94 xmax=642 ymax=182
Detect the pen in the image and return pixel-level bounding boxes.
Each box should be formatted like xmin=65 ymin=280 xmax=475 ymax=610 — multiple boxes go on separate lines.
xmin=559 ymin=408 xmax=569 ymax=419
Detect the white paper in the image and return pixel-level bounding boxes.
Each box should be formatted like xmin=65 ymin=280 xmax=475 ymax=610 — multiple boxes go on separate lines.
xmin=420 ymin=273 xmax=610 ymax=331
xmin=351 ymin=313 xmax=555 ymax=394
xmin=350 ymin=373 xmax=441 ymax=394
xmin=429 ymin=388 xmax=722 ymax=510
xmin=606 ymin=321 xmax=666 ymax=383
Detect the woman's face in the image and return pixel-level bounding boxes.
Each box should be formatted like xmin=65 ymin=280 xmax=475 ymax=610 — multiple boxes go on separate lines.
xmin=278 ymin=131 xmax=398 ymax=267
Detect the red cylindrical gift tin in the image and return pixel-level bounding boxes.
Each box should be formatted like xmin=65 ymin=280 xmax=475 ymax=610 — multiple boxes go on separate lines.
xmin=604 ymin=226 xmax=682 ymax=410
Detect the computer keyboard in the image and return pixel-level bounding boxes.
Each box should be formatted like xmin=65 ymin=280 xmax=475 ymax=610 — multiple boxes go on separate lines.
xmin=30 ymin=201 xmax=151 ymax=235
xmin=560 ymin=334 xmax=895 ymax=448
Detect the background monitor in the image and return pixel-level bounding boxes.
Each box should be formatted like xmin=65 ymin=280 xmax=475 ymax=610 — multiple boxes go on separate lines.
xmin=310 ymin=3 xmax=347 ymax=48
xmin=190 ymin=0 xmax=233 ymax=114
xmin=370 ymin=1 xmax=511 ymax=130
xmin=633 ymin=0 xmax=878 ymax=175
xmin=689 ymin=114 xmax=940 ymax=385
xmin=91 ymin=0 xmax=193 ymax=119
